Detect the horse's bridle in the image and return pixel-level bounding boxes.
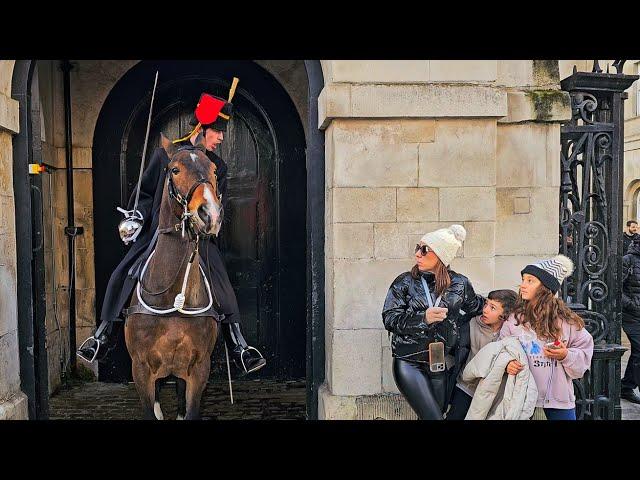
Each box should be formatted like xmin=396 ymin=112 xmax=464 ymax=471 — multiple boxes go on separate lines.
xmin=165 ymin=146 xmax=217 ymax=239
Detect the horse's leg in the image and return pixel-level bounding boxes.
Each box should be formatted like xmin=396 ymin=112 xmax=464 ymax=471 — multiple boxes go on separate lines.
xmin=184 ymin=362 xmax=211 ymax=420
xmin=131 ymin=361 xmax=158 ymax=420
xmin=175 ymin=377 xmax=187 ymax=420
xmin=154 ymin=379 xmax=165 ymax=420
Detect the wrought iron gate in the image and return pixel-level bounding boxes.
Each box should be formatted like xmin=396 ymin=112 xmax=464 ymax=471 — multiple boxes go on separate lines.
xmin=559 ymin=60 xmax=638 ymax=419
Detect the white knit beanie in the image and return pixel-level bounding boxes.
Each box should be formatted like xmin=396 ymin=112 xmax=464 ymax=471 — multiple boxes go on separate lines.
xmin=420 ymin=224 xmax=466 ymax=267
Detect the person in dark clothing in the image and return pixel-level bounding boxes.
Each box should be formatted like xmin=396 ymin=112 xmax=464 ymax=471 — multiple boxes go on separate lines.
xmin=382 ymin=224 xmax=485 ymax=420
xmin=623 ymin=220 xmax=639 ymax=255
xmin=77 ymin=81 xmax=266 ymax=376
xmin=621 ymin=237 xmax=640 ymax=404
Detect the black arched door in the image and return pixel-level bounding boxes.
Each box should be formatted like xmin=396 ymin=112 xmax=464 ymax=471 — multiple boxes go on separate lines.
xmin=93 ymin=61 xmax=306 ymax=381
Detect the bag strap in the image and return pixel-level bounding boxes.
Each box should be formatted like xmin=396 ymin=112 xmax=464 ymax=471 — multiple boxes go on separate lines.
xmin=420 ymin=276 xmax=442 ymax=309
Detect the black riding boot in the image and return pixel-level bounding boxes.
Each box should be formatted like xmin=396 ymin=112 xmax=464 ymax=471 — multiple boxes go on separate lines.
xmin=76 ymin=320 xmax=115 ymax=363
xmin=221 ymin=322 xmax=266 ymax=376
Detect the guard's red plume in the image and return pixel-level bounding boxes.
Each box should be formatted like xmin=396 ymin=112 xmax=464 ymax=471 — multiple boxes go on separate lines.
xmin=195 ymin=94 xmax=225 ymax=125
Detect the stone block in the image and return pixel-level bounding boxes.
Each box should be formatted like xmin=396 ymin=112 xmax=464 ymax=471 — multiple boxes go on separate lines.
xmin=439 ymin=187 xmax=496 ymax=221
xmin=397 ymin=188 xmax=439 ymax=222
xmin=494 ymin=255 xmax=545 ymax=291
xmin=0 ymin=392 xmax=29 ymax=420
xmin=429 ymin=60 xmax=497 ymax=82
xmin=318 ymin=383 xmax=357 ymax=420
xmin=497 ymin=123 xmax=550 ymax=188
xmin=350 ymin=84 xmax=507 ymax=118
xmin=419 ymin=119 xmax=496 ymax=187
xmin=333 ymin=259 xmax=413 ymax=329
xmin=333 ymin=188 xmax=396 ymax=223
xmin=374 ymin=222 xmax=450 ymax=259
xmin=500 ymin=90 xmax=571 ymax=124
xmin=496 ymin=187 xmax=559 ymax=255
xmin=0 ymin=92 xmax=19 ymax=134
xmin=329 ymin=329 xmax=382 ymax=396
xmin=334 ymin=138 xmax=418 ymax=187
xmin=463 ymin=221 xmax=495 ymax=257
xmin=0 ymin=331 xmax=21 ymax=399
xmin=0 ymin=134 xmax=14 ymax=193
xmin=449 ymin=257 xmax=495 ymax=296
xmin=0 ymin=263 xmax=18 ymax=338
xmin=382 ymin=346 xmax=399 ymax=394
xmin=319 ymin=84 xmax=351 ymax=130
xmin=330 ymin=60 xmax=430 ymax=83
xmin=333 ymin=223 xmax=374 ymax=259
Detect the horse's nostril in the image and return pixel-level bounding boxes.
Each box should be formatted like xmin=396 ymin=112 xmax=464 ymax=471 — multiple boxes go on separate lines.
xmin=198 ymin=205 xmax=211 ymax=230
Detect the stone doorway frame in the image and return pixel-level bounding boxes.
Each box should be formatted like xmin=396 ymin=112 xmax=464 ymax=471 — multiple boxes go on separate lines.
xmin=11 ymin=60 xmax=50 ymax=419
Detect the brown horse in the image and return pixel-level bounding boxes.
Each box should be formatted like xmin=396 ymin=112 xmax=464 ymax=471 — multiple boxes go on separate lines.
xmin=124 ymin=134 xmax=223 ymax=420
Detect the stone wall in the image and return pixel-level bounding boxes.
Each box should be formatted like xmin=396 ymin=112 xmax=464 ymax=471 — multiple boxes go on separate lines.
xmin=0 ymin=60 xmax=28 ymax=419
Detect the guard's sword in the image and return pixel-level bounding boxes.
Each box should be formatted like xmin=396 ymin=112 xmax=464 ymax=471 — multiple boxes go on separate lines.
xmin=120 ymin=71 xmax=159 ymax=221
xmin=132 ymin=70 xmax=159 ymax=214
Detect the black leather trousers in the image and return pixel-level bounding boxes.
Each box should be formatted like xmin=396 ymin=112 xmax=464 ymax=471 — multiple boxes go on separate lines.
xmin=392 ymin=358 xmax=446 ymax=420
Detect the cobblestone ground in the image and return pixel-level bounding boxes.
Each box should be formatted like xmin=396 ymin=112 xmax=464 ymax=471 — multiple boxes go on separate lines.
xmin=49 ymin=336 xmax=640 ymax=420
xmin=49 ymin=378 xmax=307 ymax=420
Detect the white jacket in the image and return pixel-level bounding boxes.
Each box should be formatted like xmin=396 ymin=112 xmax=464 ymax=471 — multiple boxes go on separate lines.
xmin=461 ymin=336 xmax=538 ymax=420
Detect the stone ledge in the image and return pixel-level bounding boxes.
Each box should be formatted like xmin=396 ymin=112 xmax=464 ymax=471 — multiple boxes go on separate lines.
xmin=0 ymin=391 xmax=29 ymax=420
xmin=319 ymin=84 xmax=508 ymax=130
xmin=318 ymin=383 xmax=417 ymax=420
xmin=500 ymin=90 xmax=571 ymax=124
xmin=318 ymin=383 xmax=357 ymax=420
xmin=0 ymin=92 xmax=19 ymax=134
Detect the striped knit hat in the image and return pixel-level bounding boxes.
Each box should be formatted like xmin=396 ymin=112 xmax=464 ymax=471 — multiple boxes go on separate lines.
xmin=521 ymin=255 xmax=574 ymax=294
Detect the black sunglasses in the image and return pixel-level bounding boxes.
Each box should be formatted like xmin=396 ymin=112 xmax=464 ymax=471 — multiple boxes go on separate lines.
xmin=415 ymin=244 xmax=432 ymax=256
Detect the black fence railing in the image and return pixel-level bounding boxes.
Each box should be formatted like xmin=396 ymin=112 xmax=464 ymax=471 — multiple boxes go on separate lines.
xmin=559 ymin=60 xmax=638 ymax=419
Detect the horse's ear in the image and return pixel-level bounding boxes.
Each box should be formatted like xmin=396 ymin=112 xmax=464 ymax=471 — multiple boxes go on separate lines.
xmin=160 ymin=132 xmax=177 ymax=157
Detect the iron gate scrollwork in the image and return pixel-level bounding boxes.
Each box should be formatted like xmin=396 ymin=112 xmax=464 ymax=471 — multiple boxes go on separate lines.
xmin=559 ymin=61 xmax=638 ymax=420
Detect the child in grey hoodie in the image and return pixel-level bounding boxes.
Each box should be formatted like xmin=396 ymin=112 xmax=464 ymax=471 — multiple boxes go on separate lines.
xmin=445 ymin=289 xmax=518 ymax=420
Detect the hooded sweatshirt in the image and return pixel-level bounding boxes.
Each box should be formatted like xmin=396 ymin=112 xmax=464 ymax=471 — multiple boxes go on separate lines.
xmin=499 ymin=314 xmax=593 ymax=409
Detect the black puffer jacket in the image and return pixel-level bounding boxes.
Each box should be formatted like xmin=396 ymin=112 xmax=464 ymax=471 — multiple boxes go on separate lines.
xmin=382 ymin=269 xmax=485 ymax=363
xmin=622 ymin=240 xmax=640 ymax=318
xmin=623 ymin=233 xmax=639 ymax=256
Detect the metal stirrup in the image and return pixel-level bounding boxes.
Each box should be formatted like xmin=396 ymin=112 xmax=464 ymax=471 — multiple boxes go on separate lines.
xmin=76 ymin=336 xmax=102 ymax=364
xmin=240 ymin=346 xmax=265 ymax=373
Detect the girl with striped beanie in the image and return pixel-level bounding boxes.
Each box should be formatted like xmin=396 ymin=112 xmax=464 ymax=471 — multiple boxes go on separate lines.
xmin=499 ymin=255 xmax=594 ymax=420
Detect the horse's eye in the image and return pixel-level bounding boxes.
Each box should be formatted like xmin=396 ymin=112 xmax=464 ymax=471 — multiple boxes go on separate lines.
xmin=171 ymin=167 xmax=180 ymax=174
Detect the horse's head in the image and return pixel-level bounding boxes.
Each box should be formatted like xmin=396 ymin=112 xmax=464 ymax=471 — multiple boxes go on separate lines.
xmin=161 ymin=133 xmax=223 ymax=237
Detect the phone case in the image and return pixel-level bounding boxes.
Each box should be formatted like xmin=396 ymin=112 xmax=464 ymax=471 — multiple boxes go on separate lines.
xmin=429 ymin=341 xmax=445 ymax=373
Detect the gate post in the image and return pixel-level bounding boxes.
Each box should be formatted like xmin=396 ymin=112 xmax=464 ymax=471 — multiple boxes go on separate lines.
xmin=559 ymin=61 xmax=638 ymax=419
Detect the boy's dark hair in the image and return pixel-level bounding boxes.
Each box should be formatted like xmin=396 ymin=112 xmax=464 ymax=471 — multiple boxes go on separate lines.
xmin=487 ymin=289 xmax=518 ymax=320
xmin=627 ymin=220 xmax=638 ymax=227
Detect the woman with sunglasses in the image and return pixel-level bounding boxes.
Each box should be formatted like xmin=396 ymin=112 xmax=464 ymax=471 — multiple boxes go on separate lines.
xmin=382 ymin=224 xmax=485 ymax=419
